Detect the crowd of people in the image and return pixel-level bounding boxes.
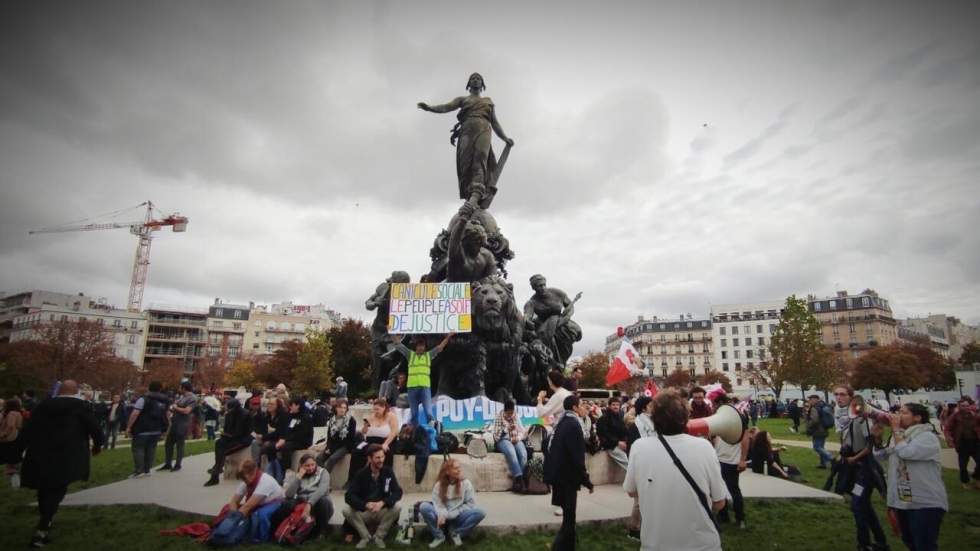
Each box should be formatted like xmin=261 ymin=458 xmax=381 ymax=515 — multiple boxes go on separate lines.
xmin=0 ymin=366 xmax=975 ymax=551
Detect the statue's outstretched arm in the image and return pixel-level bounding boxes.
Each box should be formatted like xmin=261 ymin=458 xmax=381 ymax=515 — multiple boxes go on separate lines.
xmin=490 ymin=106 xmax=514 ymax=145
xmin=418 ymin=96 xmax=464 ymax=114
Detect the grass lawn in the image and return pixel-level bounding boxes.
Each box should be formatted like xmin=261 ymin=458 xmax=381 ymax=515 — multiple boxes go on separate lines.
xmin=2 ymin=425 xmax=978 ymax=550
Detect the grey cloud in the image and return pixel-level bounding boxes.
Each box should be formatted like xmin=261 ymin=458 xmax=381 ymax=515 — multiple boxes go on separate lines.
xmin=723 ymin=104 xmax=796 ymax=169
xmin=873 ymin=41 xmax=941 ymax=83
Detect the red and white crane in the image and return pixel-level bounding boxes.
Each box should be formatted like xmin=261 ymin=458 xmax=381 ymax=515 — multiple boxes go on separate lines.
xmin=30 ymin=201 xmax=189 ymax=312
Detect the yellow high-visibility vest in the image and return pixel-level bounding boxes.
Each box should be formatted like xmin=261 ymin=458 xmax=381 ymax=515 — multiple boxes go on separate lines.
xmin=407 ymin=351 xmax=431 ymax=388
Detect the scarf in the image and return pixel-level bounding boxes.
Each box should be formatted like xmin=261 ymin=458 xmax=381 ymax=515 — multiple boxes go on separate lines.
xmin=328 ymin=412 xmax=352 ymax=441
xmin=635 ymin=412 xmax=657 ymax=438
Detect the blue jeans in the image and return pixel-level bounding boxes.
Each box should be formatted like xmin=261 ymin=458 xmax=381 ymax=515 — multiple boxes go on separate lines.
xmin=407 ymin=387 xmax=434 ymax=426
xmin=419 ymin=502 xmax=485 ymax=539
xmin=496 ymin=439 xmax=527 ymax=478
xmin=895 ymin=507 xmax=944 ymax=551
xmin=132 ymin=434 xmax=160 ymax=474
xmin=812 ymin=436 xmax=832 ymax=466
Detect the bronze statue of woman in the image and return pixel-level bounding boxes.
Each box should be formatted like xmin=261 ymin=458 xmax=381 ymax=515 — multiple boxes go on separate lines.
xmin=418 ymin=73 xmax=514 ymax=208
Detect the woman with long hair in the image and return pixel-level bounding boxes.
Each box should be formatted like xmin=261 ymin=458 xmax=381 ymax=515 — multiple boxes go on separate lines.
xmin=348 ymin=398 xmax=399 ymax=480
xmin=0 ymin=397 xmax=25 ymax=488
xmin=316 ymin=399 xmax=358 ymax=473
xmin=748 ymin=430 xmax=792 ymax=479
xmin=419 ymin=458 xmax=486 ymax=547
xmin=253 ymin=397 xmax=288 ymax=465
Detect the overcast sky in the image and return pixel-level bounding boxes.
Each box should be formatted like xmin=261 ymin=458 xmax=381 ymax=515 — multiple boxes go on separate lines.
xmin=2 ymin=1 xmax=979 ymax=354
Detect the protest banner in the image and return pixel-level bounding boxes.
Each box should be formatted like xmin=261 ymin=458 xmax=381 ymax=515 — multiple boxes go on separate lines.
xmin=389 ymin=395 xmax=540 ymax=432
xmin=387 ymin=282 xmax=472 ymax=334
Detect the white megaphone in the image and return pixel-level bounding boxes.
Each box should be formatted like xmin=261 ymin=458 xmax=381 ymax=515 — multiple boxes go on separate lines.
xmin=686 ymin=404 xmax=747 ymax=445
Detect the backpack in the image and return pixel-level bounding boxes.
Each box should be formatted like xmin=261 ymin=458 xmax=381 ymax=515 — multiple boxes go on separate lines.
xmin=274 ymin=502 xmax=316 ymax=545
xmin=819 ymin=405 xmax=835 ymax=430
xmin=394 ymin=424 xmax=416 ymax=456
xmin=207 ymin=511 xmax=250 ymax=547
xmin=435 ymin=432 xmax=458 ymax=455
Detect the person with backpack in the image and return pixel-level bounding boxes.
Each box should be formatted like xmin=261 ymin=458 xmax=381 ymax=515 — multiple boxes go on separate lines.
xmin=280 ymin=453 xmax=333 ymax=541
xmin=836 ymin=391 xmax=889 ymax=551
xmin=220 ymin=458 xmax=286 ymax=544
xmin=945 ymin=395 xmax=980 ymax=490
xmin=125 ymin=381 xmax=171 ymax=478
xmin=806 ymin=394 xmax=834 ymax=469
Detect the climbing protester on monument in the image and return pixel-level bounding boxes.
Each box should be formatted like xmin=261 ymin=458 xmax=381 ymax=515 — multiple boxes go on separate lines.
xmin=125 ymin=381 xmax=170 ymax=478
xmin=544 ymin=394 xmax=594 ymax=551
xmin=390 ymin=332 xmax=454 ymax=427
xmin=204 ymin=396 xmax=253 ymax=487
xmin=873 ymin=403 xmax=948 ymax=551
xmin=20 ymin=380 xmax=104 ymax=549
xmin=624 ymin=389 xmax=727 ymax=551
xmin=158 ymin=379 xmax=198 ymax=473
xmin=420 ymin=457 xmax=486 ymax=548
xmin=596 ymin=396 xmax=630 ymax=471
xmin=344 ymin=443 xmax=403 ymax=549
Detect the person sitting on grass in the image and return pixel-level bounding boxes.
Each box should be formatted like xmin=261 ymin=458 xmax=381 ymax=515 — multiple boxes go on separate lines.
xmin=227 ymin=458 xmax=285 ymax=543
xmin=748 ymin=430 xmax=800 ymax=481
xmin=282 ymin=453 xmax=334 ymax=540
xmin=420 ymin=458 xmax=486 ymax=548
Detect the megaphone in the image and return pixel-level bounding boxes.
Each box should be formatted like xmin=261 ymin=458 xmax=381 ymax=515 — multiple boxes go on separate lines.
xmin=686 ymin=404 xmax=747 ymax=445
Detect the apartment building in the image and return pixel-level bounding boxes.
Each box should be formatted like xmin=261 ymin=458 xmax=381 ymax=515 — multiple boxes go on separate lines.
xmin=808 ymin=290 xmax=897 ymax=359
xmin=711 ymin=301 xmax=783 ymax=394
xmin=207 ymin=300 xmax=250 ymax=365
xmin=5 ymin=290 xmax=148 ymax=368
xmin=899 ymin=318 xmax=950 ymax=358
xmin=243 ymin=302 xmax=339 ymax=356
xmin=144 ymin=306 xmax=208 ymax=374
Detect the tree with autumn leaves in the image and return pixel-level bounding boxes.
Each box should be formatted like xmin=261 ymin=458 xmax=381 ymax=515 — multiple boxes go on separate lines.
xmin=749 ymin=295 xmax=829 ymax=400
xmin=851 ymin=342 xmax=954 ymax=402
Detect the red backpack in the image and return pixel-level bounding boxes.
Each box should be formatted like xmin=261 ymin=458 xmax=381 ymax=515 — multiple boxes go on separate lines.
xmin=274 ymin=502 xmax=316 ymax=545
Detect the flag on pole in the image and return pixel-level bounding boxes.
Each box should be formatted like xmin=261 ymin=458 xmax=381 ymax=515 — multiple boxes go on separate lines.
xmin=644 ymin=379 xmax=659 ymax=398
xmin=606 ymin=339 xmax=645 ymax=387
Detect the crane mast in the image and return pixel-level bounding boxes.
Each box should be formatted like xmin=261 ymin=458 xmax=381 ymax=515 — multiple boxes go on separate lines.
xmin=30 ymin=201 xmax=188 ymax=312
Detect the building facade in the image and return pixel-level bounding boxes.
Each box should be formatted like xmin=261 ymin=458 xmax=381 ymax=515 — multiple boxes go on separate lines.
xmin=899 ymin=318 xmax=950 ymax=358
xmin=5 ymin=290 xmax=148 ymax=368
xmin=711 ymin=301 xmax=784 ymax=395
xmin=612 ymin=315 xmax=714 ymax=378
xmin=808 ymin=290 xmax=897 ymax=359
xmin=243 ymin=302 xmax=340 ymax=356
xmin=207 ymin=300 xmax=250 ymax=365
xmin=144 ymin=306 xmax=208 ymax=374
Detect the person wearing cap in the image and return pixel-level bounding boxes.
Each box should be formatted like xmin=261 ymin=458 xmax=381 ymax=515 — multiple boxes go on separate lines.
xmin=335 ymin=377 xmax=349 ymax=400
xmin=391 ymin=333 xmax=454 ymax=427
xmin=158 ymin=380 xmax=197 ymax=472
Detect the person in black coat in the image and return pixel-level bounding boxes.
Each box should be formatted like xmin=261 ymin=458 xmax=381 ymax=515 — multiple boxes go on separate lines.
xmin=20 ymin=380 xmax=104 ymax=548
xmin=544 ymin=394 xmax=594 ymax=551
xmin=276 ymin=397 xmax=314 ymax=474
xmin=596 ymin=397 xmax=630 ymax=470
xmin=204 ymin=396 xmax=253 ymax=486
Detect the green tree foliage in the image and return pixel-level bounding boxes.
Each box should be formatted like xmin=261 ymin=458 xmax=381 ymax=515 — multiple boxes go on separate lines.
xmin=574 ymin=351 xmax=609 ymax=388
xmin=328 ymin=319 xmax=373 ymax=397
xmin=226 ymin=357 xmax=259 ymax=389
xmin=255 ymin=340 xmax=303 ymax=388
xmin=293 ymin=329 xmax=334 ymax=397
xmin=753 ymin=295 xmax=826 ymax=400
xmin=851 ymin=344 xmax=923 ymax=402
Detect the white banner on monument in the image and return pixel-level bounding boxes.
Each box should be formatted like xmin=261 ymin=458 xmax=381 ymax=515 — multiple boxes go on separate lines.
xmin=387 ymin=282 xmax=472 ymax=334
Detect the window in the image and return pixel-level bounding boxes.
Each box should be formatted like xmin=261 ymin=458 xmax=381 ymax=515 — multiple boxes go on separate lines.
xmin=846 ymin=298 xmax=853 ymax=308
xmin=720 ymin=338 xmax=727 ymax=347
xmin=49 ymin=314 xmax=55 ymax=321
xmin=686 ymin=322 xmax=692 ymax=328
xmin=721 ymin=351 xmax=727 ymax=359
xmin=661 ymin=368 xmax=667 ymax=377
xmin=756 ymin=324 xmax=763 ymax=333
xmin=215 ymin=308 xmax=224 ymax=317
xmin=735 ymin=362 xmax=742 ymax=371
xmin=746 ymin=349 xmax=753 ymax=358
xmin=131 ymin=320 xmax=138 ymax=329
xmin=722 ymin=363 xmax=729 ymax=372
xmin=814 ymin=302 xmax=822 ymax=311
xmin=734 ymin=350 xmax=740 ymax=359
xmin=829 ymin=300 xmax=836 ymax=309
xmin=737 ymin=378 xmax=743 ymax=386
xmin=232 ymin=322 xmax=242 ymax=330
xmin=744 ymin=325 xmax=750 ymax=335
xmin=720 ymin=327 xmax=726 ymax=336
xmin=862 ymin=297 xmax=870 ymax=307
xmin=732 ymin=326 xmax=738 ymax=335
xmin=756 ymin=337 xmax=764 ymax=345
xmin=97 ymin=318 xmax=104 ymax=325
xmin=128 ymin=335 xmax=137 ymax=344
xmin=253 ymin=343 xmax=259 ymax=349
xmin=233 ymin=310 xmax=242 ymax=319
xmin=758 ymin=349 xmax=766 ymax=360
xmin=733 ymin=338 xmax=739 ymax=346
xmin=255 ymin=331 xmax=260 ymax=337
xmin=769 ymin=324 xmax=776 ymax=334
xmin=747 ymin=362 xmax=754 ymax=370
xmin=849 ymin=322 xmax=856 ymax=333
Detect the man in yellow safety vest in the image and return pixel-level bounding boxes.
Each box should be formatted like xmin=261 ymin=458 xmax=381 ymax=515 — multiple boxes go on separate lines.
xmin=391 ymin=333 xmax=454 ymax=426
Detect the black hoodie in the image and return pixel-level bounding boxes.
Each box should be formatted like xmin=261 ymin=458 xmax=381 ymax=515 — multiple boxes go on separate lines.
xmin=21 ymin=396 xmax=104 ymax=489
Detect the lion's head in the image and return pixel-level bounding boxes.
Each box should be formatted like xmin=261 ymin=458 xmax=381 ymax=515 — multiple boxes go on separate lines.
xmin=472 ymin=276 xmax=520 ymax=342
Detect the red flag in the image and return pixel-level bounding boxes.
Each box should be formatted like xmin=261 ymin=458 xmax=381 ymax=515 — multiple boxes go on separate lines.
xmin=644 ymin=379 xmax=659 ymax=398
xmin=606 ymin=339 xmax=643 ymax=387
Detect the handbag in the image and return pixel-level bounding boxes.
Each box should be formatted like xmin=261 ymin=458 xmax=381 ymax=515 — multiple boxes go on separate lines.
xmin=657 ymin=433 xmax=718 ymax=532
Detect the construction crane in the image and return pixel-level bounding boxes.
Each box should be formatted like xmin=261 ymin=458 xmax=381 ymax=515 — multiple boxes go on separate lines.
xmin=30 ymin=201 xmax=189 ymax=312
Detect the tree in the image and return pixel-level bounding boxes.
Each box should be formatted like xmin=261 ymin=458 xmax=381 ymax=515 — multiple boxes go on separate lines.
xmin=256 ymin=340 xmax=303 ymax=388
xmin=755 ymin=295 xmax=826 ymax=400
xmin=960 ymin=342 xmax=980 ymax=367
xmin=193 ymin=356 xmax=226 ymax=392
xmin=851 ymin=345 xmax=923 ymax=403
xmin=226 ymin=357 xmax=259 ymax=389
xmin=575 ymin=351 xmax=609 ymax=388
xmin=664 ymin=368 xmax=691 ymax=389
xmin=697 ymin=370 xmax=733 ymax=394
xmin=328 ymin=319 xmax=373 ymax=397
xmin=89 ymin=356 xmax=139 ymax=394
xmin=0 ymin=341 xmax=49 ymax=397
xmin=899 ymin=343 xmax=953 ymax=391
xmin=293 ymin=329 xmax=334 ymax=397
xmin=145 ymin=357 xmax=185 ymax=389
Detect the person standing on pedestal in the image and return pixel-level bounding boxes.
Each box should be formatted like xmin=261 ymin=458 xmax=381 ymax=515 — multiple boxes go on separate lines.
xmin=391 ymin=333 xmax=453 ymax=427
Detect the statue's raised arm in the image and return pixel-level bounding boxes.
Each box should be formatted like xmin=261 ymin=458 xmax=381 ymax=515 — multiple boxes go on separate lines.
xmin=418 ymin=73 xmax=514 ymax=208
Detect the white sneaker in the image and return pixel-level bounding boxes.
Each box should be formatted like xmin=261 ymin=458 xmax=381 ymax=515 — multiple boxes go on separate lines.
xmin=429 ymin=534 xmax=446 ymax=548
xmin=553 ymin=507 xmax=563 ymax=516
xmin=356 ymin=537 xmax=370 ymax=549
xmin=451 ymin=533 xmax=462 ymax=546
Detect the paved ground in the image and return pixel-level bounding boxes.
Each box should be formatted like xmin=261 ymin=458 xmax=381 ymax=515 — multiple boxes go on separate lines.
xmin=62 ymin=451 xmax=840 ymax=531
xmin=773 ymin=439 xmax=961 ymax=470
